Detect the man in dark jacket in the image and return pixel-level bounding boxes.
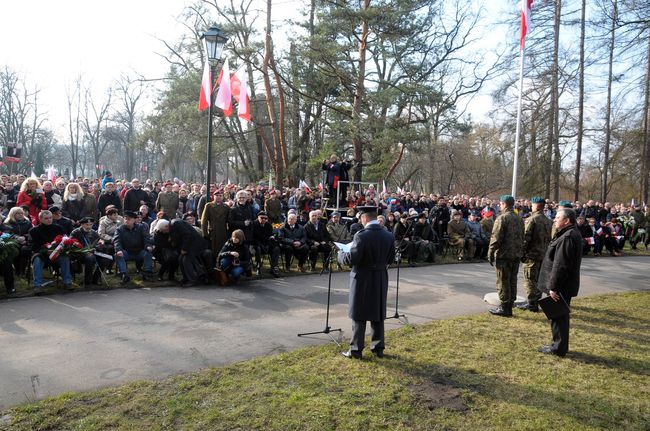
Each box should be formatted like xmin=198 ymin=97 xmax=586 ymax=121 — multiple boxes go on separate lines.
xmin=304 ymin=210 xmax=332 ymax=271
xmin=123 ymin=178 xmax=151 ymax=213
xmin=279 ymin=212 xmax=308 ymax=272
xmin=113 ymin=210 xmax=154 ymax=284
xmin=537 ymin=208 xmax=583 ymax=357
xmin=342 ymin=206 xmax=395 ymax=359
xmin=166 ymin=218 xmax=212 ymax=287
xmin=50 ymin=205 xmax=75 ymax=235
xmin=97 ymin=182 xmax=122 ymax=217
xmin=29 ymin=210 xmax=73 ymax=294
xmin=71 ymin=216 xmax=103 ymax=286
xmin=252 ymin=211 xmax=280 ymax=277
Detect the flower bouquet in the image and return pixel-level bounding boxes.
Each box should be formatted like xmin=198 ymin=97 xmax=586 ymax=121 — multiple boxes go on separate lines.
xmin=0 ymin=233 xmax=20 ymax=263
xmin=42 ymin=235 xmax=91 ymax=262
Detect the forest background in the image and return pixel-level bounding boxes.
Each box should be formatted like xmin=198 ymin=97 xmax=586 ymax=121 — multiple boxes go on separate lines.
xmin=1 ymin=0 xmax=649 ymax=203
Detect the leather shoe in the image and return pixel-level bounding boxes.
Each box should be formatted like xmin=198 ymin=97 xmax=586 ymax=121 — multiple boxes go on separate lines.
xmin=371 ymin=349 xmax=384 ymax=358
xmin=538 ymin=345 xmax=565 ymax=357
xmin=517 ymin=302 xmax=539 ymax=312
xmin=341 ymin=349 xmax=362 ymax=359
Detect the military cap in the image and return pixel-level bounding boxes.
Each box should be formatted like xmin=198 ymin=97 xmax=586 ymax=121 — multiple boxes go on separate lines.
xmin=500 ymin=194 xmax=515 ymax=206
xmin=531 ymin=196 xmax=545 ymax=204
xmin=79 ymin=216 xmax=94 ymax=224
xmin=123 ymin=210 xmax=138 ymax=218
xmin=559 ymin=200 xmax=573 ymax=208
xmin=257 ymin=211 xmax=268 ymax=217
xmin=49 ymin=205 xmax=61 ymax=213
xmin=356 ymin=206 xmax=379 ymax=216
xmin=331 ymin=211 xmax=341 ymax=218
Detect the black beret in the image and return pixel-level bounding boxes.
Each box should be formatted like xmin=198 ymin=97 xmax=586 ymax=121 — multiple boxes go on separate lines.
xmin=124 ymin=210 xmax=138 ymax=218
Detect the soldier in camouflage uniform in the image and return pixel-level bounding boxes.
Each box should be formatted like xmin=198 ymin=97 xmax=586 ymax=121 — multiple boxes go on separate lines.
xmin=518 ymin=196 xmax=552 ymax=312
xmin=487 ymin=195 xmax=525 ymax=317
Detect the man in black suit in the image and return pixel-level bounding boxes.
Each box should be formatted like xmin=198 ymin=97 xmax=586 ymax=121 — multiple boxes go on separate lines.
xmin=537 ymin=208 xmax=583 ymax=357
xmin=342 ymin=206 xmax=396 ymax=359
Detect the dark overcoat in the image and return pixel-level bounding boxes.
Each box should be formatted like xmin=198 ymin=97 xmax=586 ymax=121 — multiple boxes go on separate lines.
xmin=348 ymin=223 xmax=395 ymax=321
xmin=537 ymin=225 xmax=583 ymax=298
xmin=170 ymin=219 xmax=208 ymax=256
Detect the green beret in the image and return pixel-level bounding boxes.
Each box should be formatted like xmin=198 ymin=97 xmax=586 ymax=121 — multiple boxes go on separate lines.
xmin=531 ymin=196 xmax=545 ymax=204
xmin=500 ymin=194 xmax=515 ymax=206
xmin=559 ymin=200 xmax=573 ymax=208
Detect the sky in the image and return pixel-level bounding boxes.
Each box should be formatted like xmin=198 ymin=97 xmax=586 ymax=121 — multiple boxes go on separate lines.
xmin=0 ymin=0 xmax=189 ymax=133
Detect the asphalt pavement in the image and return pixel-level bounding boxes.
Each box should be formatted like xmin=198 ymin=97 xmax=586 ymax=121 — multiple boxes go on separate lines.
xmin=0 ymin=255 xmax=648 ymax=409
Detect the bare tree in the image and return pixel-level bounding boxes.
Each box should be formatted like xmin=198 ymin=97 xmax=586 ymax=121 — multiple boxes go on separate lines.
xmin=82 ymin=87 xmax=113 ymax=178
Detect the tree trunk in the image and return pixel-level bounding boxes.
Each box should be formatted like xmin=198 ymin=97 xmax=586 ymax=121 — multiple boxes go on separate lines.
xmin=602 ymin=0 xmax=617 ymax=202
xmin=641 ymin=33 xmax=650 ymax=204
xmin=574 ymin=0 xmax=586 ymax=202
xmin=351 ymin=0 xmax=371 ymax=184
xmin=262 ymin=0 xmax=281 ymax=180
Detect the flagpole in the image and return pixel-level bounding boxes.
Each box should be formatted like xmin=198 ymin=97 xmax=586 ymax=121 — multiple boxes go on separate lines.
xmin=511 ymin=45 xmax=526 ymax=197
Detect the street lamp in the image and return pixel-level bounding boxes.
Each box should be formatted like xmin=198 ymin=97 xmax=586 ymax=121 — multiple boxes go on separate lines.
xmin=201 ymin=26 xmax=228 ymax=215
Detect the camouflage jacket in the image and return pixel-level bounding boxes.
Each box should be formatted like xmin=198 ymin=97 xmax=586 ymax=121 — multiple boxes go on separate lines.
xmin=488 ymin=208 xmax=524 ymax=261
xmin=523 ymin=210 xmax=552 ymax=261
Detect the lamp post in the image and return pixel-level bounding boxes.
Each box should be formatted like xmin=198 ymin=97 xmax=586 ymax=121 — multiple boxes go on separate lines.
xmin=201 ymin=26 xmax=229 ymax=214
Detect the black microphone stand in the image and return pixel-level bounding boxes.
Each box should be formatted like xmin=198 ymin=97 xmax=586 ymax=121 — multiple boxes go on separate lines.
xmin=298 ymin=217 xmax=344 ymax=345
xmin=386 ymin=217 xmax=417 ymax=326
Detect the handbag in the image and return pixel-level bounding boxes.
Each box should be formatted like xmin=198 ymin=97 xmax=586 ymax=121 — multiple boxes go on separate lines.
xmin=215 ymin=268 xmax=229 ymax=286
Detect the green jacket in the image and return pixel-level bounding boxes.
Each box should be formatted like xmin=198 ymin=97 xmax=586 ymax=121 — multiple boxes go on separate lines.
xmin=523 ymin=210 xmax=552 ymax=261
xmin=488 ymin=208 xmax=524 ymax=261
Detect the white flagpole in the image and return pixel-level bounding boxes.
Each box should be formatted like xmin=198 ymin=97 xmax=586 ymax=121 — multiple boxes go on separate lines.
xmin=511 ymin=45 xmax=526 ymax=197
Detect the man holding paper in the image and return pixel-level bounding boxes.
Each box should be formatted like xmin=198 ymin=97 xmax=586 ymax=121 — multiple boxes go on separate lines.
xmin=537 ymin=208 xmax=583 ymax=357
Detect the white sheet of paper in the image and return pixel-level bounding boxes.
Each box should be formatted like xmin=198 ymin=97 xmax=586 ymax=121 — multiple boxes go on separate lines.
xmin=334 ymin=242 xmax=351 ymax=253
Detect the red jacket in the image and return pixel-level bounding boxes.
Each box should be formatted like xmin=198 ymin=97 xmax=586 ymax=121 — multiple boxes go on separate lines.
xmin=16 ymin=191 xmax=48 ymax=225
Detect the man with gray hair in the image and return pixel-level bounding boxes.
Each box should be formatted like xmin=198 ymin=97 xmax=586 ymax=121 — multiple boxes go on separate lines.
xmin=537 ymin=208 xmax=583 ymax=357
xmin=29 ymin=210 xmax=73 ymax=294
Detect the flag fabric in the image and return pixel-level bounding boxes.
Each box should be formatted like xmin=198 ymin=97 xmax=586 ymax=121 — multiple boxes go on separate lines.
xmin=520 ymin=0 xmax=533 ymax=50
xmin=317 ymin=182 xmax=323 ymax=192
xmin=232 ymin=66 xmax=250 ymax=122
xmin=30 ymin=170 xmax=36 ymax=178
xmin=215 ymin=59 xmax=232 ymax=116
xmin=631 ymin=198 xmax=636 ymax=207
xmin=299 ymin=180 xmax=311 ymax=193
xmin=198 ymin=59 xmax=212 ymax=111
xmin=47 ymin=165 xmax=57 ymax=183
xmin=382 ymin=180 xmax=387 ymax=195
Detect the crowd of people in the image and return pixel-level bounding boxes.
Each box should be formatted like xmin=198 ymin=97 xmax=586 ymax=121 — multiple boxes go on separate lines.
xmin=0 ymin=167 xmax=647 ymax=297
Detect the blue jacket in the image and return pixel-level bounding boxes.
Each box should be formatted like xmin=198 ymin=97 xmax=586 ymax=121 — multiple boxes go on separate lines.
xmin=113 ymin=223 xmax=153 ymax=254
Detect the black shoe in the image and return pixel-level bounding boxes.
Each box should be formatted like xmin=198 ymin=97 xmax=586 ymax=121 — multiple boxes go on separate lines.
xmin=341 ymin=349 xmax=362 ymax=359
xmin=256 ymin=267 xmax=262 ymax=276
xmin=310 ymin=264 xmax=317 ymax=272
xmin=371 ymin=349 xmax=384 ymax=358
xmin=6 ymin=288 xmax=16 ymax=295
xmin=120 ymin=273 xmax=131 ymax=285
xmin=142 ymin=272 xmax=154 ymax=282
xmin=489 ymin=305 xmax=513 ymax=317
xmin=538 ymin=345 xmax=565 ymax=357
xmin=516 ymin=302 xmax=539 ymax=312
xmin=63 ymin=283 xmax=74 ymax=291
xmin=271 ymin=267 xmax=280 ymax=278
xmin=34 ymin=289 xmax=45 ymax=296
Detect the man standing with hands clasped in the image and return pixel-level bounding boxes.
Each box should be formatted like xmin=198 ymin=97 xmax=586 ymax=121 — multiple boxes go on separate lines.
xmin=342 ymin=206 xmax=395 ymax=360
xmin=537 ymin=208 xmax=583 ymax=357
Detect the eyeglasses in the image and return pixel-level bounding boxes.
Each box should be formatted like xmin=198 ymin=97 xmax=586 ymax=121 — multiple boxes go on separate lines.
xmin=259 ymin=216 xmax=268 ymax=220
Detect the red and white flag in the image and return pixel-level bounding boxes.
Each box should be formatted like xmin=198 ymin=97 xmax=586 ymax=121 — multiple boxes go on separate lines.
xmin=299 ymin=180 xmax=311 ymax=193
xmin=215 ymin=59 xmax=232 ymax=116
xmin=520 ymin=0 xmax=533 ymax=50
xmin=317 ymin=182 xmax=323 ymax=192
xmin=231 ymin=66 xmax=251 ymax=122
xmin=198 ymin=60 xmax=212 ymax=111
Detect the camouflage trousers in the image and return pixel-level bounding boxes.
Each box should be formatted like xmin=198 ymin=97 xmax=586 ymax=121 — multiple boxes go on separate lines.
xmin=523 ymin=259 xmax=542 ymax=306
xmin=495 ymin=258 xmax=520 ymax=305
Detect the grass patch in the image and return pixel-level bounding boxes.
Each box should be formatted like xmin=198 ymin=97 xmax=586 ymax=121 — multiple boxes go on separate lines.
xmin=2 ymin=291 xmax=649 ymax=430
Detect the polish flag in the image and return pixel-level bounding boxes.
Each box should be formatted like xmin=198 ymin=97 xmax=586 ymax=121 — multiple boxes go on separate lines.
xmin=215 ymin=59 xmax=232 ymax=116
xmin=299 ymin=180 xmax=311 ymax=193
xmin=230 ymin=66 xmax=251 ymax=122
xmin=317 ymin=182 xmax=323 ymax=192
xmin=198 ymin=60 xmax=212 ymax=111
xmin=520 ymin=0 xmax=533 ymax=50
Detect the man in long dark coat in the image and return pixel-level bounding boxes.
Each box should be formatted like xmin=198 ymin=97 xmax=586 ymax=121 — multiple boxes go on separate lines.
xmin=342 ymin=206 xmax=395 ymax=359
xmin=537 ymin=208 xmax=583 ymax=357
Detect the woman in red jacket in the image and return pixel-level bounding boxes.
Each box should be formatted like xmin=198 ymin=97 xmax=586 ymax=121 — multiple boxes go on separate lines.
xmin=16 ymin=177 xmax=48 ymax=225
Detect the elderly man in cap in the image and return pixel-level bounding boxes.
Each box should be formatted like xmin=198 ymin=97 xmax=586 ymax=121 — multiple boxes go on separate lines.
xmin=341 ymin=206 xmax=395 ymax=359
xmin=304 ymin=210 xmax=332 ymax=271
xmin=123 ymin=178 xmax=151 ymax=213
xmin=113 ymin=210 xmax=154 ymax=284
xmin=264 ymin=189 xmax=283 ymax=224
xmin=156 ymin=181 xmax=179 ymax=217
xmin=487 ymin=194 xmax=525 ymax=317
xmin=71 ymin=216 xmax=104 ymax=286
xmin=252 ymin=210 xmax=281 ymax=277
xmin=50 ymin=205 xmax=74 ymax=235
xmin=518 ymin=196 xmax=552 ymax=312
xmin=326 ymin=211 xmax=352 ymax=244
xmin=447 ymin=209 xmax=475 ymax=261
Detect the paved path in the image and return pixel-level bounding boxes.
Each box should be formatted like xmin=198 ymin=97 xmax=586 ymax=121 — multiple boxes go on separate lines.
xmin=1 ymin=256 xmax=648 ymax=409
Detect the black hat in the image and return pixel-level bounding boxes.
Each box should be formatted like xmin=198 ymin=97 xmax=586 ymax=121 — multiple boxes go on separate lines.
xmin=356 ymin=206 xmax=379 ymax=216
xmin=79 ymin=216 xmax=94 ymax=224
xmin=257 ymin=211 xmax=268 ymax=217
xmin=182 ymin=211 xmax=196 ymax=219
xmin=124 ymin=210 xmax=138 ymax=218
xmin=49 ymin=205 xmax=61 ymax=213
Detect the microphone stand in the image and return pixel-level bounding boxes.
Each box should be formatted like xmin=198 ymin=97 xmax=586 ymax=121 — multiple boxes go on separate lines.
xmin=298 ymin=218 xmax=344 ymax=346
xmin=386 ymin=218 xmax=417 ymax=326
